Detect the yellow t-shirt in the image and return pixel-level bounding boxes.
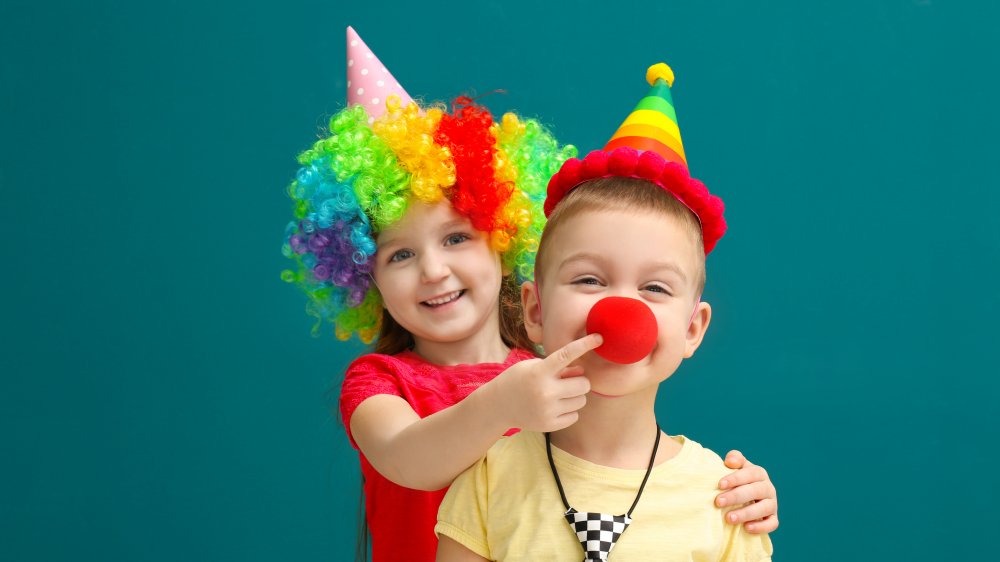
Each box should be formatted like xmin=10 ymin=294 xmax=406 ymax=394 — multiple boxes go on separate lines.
xmin=436 ymin=431 xmax=773 ymax=561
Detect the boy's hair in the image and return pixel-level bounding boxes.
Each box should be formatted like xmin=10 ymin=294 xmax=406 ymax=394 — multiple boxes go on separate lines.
xmin=536 ymin=177 xmax=707 ymax=296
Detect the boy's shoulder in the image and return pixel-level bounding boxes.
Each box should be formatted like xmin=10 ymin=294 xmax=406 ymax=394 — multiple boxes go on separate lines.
xmin=477 ymin=431 xmax=552 ymax=478
xmin=672 ymin=435 xmax=731 ymax=476
xmin=484 ymin=430 xmax=544 ymax=460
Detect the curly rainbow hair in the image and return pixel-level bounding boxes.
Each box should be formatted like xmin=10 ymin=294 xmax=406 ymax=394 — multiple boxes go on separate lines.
xmin=281 ymin=96 xmax=576 ymax=343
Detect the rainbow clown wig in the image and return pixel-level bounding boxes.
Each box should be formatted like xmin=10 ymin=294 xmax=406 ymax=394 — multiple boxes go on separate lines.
xmin=281 ymin=28 xmax=575 ymax=343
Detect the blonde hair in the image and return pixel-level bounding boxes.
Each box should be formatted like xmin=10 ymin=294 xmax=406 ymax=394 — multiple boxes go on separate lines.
xmin=536 ymin=177 xmax=707 ymax=296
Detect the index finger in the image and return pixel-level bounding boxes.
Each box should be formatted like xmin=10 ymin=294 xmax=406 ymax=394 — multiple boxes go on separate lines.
xmin=542 ymin=333 xmax=603 ymax=369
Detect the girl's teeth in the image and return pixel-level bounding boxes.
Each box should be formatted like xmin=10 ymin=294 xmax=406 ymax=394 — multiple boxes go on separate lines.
xmin=425 ymin=291 xmax=461 ymax=306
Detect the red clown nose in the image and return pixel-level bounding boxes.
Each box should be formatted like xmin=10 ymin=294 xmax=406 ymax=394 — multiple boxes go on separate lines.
xmin=585 ymin=297 xmax=658 ymax=364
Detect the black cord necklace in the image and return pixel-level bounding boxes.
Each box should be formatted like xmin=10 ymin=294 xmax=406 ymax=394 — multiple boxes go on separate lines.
xmin=545 ymin=423 xmax=661 ymax=561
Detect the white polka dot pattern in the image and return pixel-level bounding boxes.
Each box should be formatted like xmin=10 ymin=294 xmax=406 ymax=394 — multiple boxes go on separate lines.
xmin=345 ymin=26 xmax=414 ymax=120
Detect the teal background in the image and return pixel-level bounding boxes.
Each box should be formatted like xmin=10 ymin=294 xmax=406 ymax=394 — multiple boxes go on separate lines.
xmin=2 ymin=0 xmax=997 ymax=560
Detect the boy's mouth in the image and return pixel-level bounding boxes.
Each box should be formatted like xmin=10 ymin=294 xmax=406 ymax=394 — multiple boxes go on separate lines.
xmin=421 ymin=290 xmax=465 ymax=308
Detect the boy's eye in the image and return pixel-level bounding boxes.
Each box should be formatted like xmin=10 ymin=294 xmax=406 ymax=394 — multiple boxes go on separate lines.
xmin=388 ymin=249 xmax=414 ymax=263
xmin=572 ymin=277 xmax=603 ymax=286
xmin=444 ymin=233 xmax=471 ymax=246
xmin=643 ymin=284 xmax=672 ymax=296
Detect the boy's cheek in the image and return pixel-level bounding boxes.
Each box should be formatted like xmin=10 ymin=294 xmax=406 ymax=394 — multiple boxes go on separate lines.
xmin=540 ymin=307 xmax=586 ymax=347
xmin=542 ymin=311 xmax=593 ymax=353
xmin=541 ymin=323 xmax=579 ymax=354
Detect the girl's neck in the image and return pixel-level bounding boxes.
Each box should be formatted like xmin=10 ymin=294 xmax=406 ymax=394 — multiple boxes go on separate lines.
xmin=549 ymin=389 xmax=680 ymax=469
xmin=411 ymin=330 xmax=510 ymax=366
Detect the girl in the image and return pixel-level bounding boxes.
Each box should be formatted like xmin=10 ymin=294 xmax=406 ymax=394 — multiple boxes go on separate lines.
xmin=282 ymin=30 xmax=777 ymax=562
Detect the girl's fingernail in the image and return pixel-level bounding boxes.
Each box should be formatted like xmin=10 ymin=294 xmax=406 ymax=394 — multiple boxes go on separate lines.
xmin=717 ymin=497 xmax=727 ymax=506
xmin=720 ymin=479 xmax=729 ymax=488
xmin=729 ymin=513 xmax=738 ymax=523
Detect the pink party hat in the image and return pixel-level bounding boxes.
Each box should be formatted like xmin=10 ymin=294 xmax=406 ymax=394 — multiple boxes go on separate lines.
xmin=346 ymin=26 xmax=413 ymax=122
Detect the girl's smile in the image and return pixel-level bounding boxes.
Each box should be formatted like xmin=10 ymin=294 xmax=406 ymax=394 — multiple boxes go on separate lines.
xmin=421 ymin=289 xmax=466 ymax=308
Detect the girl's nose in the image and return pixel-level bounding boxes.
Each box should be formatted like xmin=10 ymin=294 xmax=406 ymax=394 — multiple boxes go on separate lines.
xmin=419 ymin=252 xmax=450 ymax=283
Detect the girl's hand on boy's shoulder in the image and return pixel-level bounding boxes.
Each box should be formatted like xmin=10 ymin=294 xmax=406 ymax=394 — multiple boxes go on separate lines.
xmin=484 ymin=334 xmax=602 ymax=433
xmin=715 ymin=450 xmax=779 ymax=534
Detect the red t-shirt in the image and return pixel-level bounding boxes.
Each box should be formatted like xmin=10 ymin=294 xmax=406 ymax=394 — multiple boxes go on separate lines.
xmin=339 ymin=348 xmax=534 ymax=562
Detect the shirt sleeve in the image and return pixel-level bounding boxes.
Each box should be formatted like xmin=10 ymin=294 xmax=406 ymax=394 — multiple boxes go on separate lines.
xmin=435 ymin=455 xmax=492 ymax=560
xmin=718 ymin=505 xmax=774 ymax=562
xmin=339 ymin=354 xmax=406 ymax=449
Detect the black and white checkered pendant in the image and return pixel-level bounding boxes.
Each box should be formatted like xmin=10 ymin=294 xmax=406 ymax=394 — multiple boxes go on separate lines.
xmin=564 ymin=507 xmax=632 ymax=561
xmin=546 ymin=425 xmax=661 ymax=562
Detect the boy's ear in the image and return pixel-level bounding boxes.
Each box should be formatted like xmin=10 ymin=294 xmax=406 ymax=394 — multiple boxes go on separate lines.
xmin=684 ymin=301 xmax=712 ymax=358
xmin=520 ymin=281 xmax=544 ymax=344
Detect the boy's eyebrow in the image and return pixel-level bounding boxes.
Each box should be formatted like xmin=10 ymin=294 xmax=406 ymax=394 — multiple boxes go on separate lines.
xmin=558 ymin=251 xmax=610 ymax=270
xmin=559 ymin=252 xmax=689 ymax=282
xmin=646 ymin=260 xmax=689 ymax=282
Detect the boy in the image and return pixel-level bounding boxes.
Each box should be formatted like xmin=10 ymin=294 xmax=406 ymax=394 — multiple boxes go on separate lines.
xmin=434 ymin=64 xmax=774 ymax=561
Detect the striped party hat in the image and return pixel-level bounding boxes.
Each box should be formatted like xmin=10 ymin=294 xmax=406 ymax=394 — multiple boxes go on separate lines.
xmin=604 ymin=63 xmax=686 ymax=168
xmin=545 ymin=63 xmax=727 ymax=254
xmin=346 ymin=26 xmax=413 ymax=122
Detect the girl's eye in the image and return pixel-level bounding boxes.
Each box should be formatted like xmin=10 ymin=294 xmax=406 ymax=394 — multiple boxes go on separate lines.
xmin=572 ymin=277 xmax=603 ymax=286
xmin=388 ymin=249 xmax=414 ymax=263
xmin=445 ymin=233 xmax=471 ymax=246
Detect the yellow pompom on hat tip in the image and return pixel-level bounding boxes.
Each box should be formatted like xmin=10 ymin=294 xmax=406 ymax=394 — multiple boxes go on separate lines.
xmin=646 ymin=63 xmax=675 ymax=87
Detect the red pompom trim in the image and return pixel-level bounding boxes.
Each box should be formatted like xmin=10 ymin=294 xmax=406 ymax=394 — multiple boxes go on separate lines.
xmin=545 ymin=147 xmax=727 ymax=254
xmin=581 ymin=150 xmax=608 ymax=178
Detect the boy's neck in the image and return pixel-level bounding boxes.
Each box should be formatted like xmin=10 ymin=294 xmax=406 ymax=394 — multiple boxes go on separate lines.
xmin=549 ymin=390 xmax=681 ymax=469
xmin=411 ymin=330 xmax=510 ymax=366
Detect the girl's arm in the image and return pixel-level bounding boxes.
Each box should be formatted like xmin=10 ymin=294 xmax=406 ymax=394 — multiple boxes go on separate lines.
xmin=435 ymin=536 xmax=490 ymax=562
xmin=350 ymin=334 xmax=602 ymax=491
xmin=715 ymin=450 xmax=779 ymax=534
